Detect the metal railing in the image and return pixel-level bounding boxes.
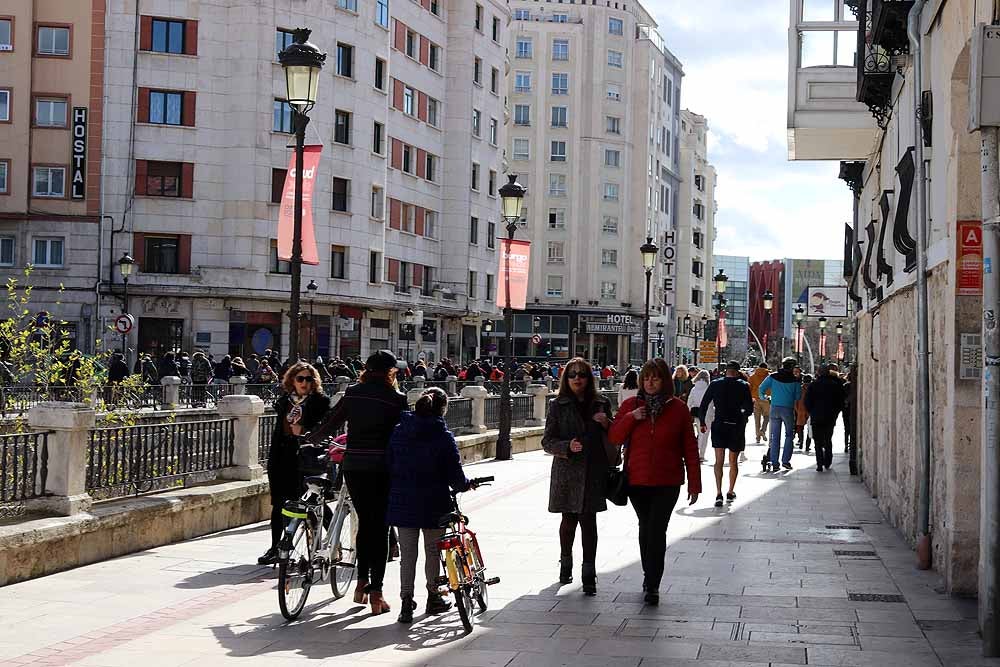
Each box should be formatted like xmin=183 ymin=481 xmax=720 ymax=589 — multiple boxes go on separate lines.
xmin=0 ymin=386 xmax=86 ymax=415
xmin=444 ymin=398 xmax=473 ymax=434
xmin=599 ymin=390 xmax=620 ymax=410
xmin=484 ymin=396 xmax=502 ymax=429
xmin=258 ymin=413 xmax=277 ymax=464
xmin=512 ymin=395 xmax=533 ymax=426
xmin=245 ymin=383 xmax=281 ymax=405
xmin=0 ymin=431 xmax=49 ymax=502
xmin=86 ymin=418 xmax=235 ymax=500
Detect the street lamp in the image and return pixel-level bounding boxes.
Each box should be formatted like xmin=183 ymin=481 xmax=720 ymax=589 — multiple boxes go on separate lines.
xmin=305 ymin=279 xmax=318 ymax=360
xmin=656 ymin=323 xmax=665 ymax=358
xmin=403 ymin=307 xmax=415 ymax=364
xmin=835 ymin=321 xmax=845 ymax=361
xmin=794 ymin=304 xmax=806 ymax=362
xmin=683 ymin=313 xmax=691 ymax=333
xmin=714 ymin=269 xmax=729 ymax=296
xmin=762 ymin=290 xmax=774 ymax=364
xmin=278 ymin=28 xmax=326 ymax=363
xmin=817 ymin=316 xmax=827 ymax=364
xmin=496 ymin=174 xmax=527 ymax=462
xmin=118 ymin=253 xmax=135 ymax=360
xmin=640 ymin=236 xmax=659 ymax=361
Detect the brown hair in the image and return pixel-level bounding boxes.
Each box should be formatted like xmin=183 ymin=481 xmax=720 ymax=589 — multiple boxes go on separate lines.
xmin=557 ymin=357 xmax=598 ymax=403
xmin=415 ymin=387 xmax=449 ymax=417
xmin=359 ymin=367 xmax=397 ymax=387
xmin=638 ymin=358 xmax=675 ymax=399
xmin=282 ymin=362 xmax=324 ymax=395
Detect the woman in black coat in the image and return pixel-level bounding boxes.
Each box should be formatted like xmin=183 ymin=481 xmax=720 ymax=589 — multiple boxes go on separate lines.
xmin=258 ymin=362 xmax=331 ymax=566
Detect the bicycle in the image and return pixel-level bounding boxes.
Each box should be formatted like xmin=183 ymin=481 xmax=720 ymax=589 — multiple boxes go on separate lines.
xmin=276 ymin=440 xmax=358 ymax=620
xmin=436 ymin=475 xmax=499 ymax=633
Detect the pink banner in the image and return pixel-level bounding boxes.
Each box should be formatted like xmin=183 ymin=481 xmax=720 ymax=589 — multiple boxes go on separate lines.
xmin=718 ymin=314 xmax=728 ymax=349
xmin=819 ymin=333 xmax=827 ymax=357
xmin=837 ymin=339 xmax=845 ymax=361
xmin=497 ymin=239 xmax=531 ymax=310
xmin=278 ymin=144 xmax=322 ymax=266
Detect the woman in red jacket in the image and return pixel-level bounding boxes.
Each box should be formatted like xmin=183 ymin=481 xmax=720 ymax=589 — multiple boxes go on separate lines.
xmin=609 ymin=358 xmax=701 ymax=605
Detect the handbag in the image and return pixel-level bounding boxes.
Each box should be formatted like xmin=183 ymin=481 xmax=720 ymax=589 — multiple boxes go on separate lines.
xmin=606 ymin=442 xmax=629 ymax=506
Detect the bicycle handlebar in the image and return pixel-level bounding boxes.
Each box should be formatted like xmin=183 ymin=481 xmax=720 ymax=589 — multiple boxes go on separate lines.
xmin=469 ymin=476 xmax=494 ymax=486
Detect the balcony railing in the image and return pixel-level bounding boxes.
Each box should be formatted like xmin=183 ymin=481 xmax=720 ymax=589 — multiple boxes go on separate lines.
xmin=871 ymin=0 xmax=915 ymax=55
xmin=856 ymin=0 xmax=894 ymax=128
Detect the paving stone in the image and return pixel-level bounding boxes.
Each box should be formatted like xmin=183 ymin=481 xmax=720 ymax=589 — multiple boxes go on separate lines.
xmin=696 ymin=643 xmax=808 ymax=664
xmin=738 ymin=606 xmax=859 ymax=622
xmin=579 ymin=637 xmax=701 ymax=659
xmin=748 ymin=631 xmax=857 ymax=645
xmin=806 ymin=647 xmax=943 ymax=666
xmin=854 ymin=621 xmax=924 ymax=637
xmin=506 ymin=653 xmax=641 ymax=667
xmin=465 ymin=635 xmax=585 ymax=654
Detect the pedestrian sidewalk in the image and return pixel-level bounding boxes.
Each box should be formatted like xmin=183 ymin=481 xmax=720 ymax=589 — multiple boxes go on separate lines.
xmin=0 ymin=434 xmax=993 ymax=666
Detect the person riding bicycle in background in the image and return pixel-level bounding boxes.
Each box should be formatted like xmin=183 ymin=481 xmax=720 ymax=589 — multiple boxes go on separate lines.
xmin=387 ymin=387 xmax=476 ymax=624
xmin=307 ymin=350 xmax=408 ymax=616
xmin=259 ymin=362 xmax=331 ymax=566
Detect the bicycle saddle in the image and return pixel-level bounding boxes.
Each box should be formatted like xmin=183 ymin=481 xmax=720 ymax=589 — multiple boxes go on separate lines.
xmin=437 ymin=511 xmax=468 ymax=528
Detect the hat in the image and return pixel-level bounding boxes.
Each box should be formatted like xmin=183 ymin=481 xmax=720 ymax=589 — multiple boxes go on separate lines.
xmin=725 ymin=360 xmax=741 ymax=372
xmin=365 ymin=350 xmax=398 ymax=373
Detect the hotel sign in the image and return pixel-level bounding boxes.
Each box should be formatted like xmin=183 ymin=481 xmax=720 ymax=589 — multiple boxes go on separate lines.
xmin=70 ymin=107 xmax=87 ymax=199
xmin=580 ymin=314 xmax=641 ymax=336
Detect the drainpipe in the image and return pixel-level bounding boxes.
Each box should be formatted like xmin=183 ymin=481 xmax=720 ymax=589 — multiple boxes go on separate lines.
xmin=906 ymin=0 xmax=933 ymax=571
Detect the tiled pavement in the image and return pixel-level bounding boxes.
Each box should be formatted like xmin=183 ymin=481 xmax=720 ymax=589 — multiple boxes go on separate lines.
xmin=0 ymin=431 xmax=994 ymax=666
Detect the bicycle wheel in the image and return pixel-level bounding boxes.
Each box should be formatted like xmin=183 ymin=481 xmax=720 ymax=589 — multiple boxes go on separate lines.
xmin=473 ymin=574 xmax=489 ymax=613
xmin=330 ymin=504 xmax=358 ymax=599
xmin=454 ymin=587 xmax=475 ymax=634
xmin=278 ymin=520 xmax=313 ymax=620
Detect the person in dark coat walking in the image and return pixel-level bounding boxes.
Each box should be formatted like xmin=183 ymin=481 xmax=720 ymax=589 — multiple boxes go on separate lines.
xmin=259 ymin=362 xmax=331 ymax=565
xmin=804 ymin=363 xmax=847 ymax=471
xmin=387 ymin=387 xmax=478 ymax=623
xmin=542 ymin=357 xmax=617 ymax=595
xmin=307 ymin=350 xmax=409 ymax=616
xmin=158 ymin=351 xmax=179 ymax=379
xmin=140 ymin=355 xmax=159 ymax=384
xmin=699 ymin=360 xmax=754 ymax=507
xmin=108 ymin=352 xmax=129 ymax=383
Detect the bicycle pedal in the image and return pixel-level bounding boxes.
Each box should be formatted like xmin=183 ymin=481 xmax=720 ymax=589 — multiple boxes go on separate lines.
xmin=484 ymin=577 xmax=500 ymax=586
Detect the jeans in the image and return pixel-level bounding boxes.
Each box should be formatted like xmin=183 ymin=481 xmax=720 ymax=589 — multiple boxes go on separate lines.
xmin=397 ymin=527 xmax=445 ymax=598
xmin=344 ymin=471 xmax=391 ymax=592
xmin=628 ymin=485 xmax=681 ymax=592
xmin=812 ymin=421 xmax=835 ymax=468
xmin=769 ymin=405 xmax=796 ymax=466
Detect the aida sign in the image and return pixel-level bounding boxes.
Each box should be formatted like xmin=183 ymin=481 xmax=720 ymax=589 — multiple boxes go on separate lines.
xmin=71 ymin=107 xmax=87 ymax=199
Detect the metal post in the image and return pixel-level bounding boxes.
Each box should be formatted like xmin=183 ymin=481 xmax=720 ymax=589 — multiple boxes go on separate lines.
xmin=121 ymin=277 xmax=129 ymax=361
xmin=495 ymin=223 xmax=515 ymax=461
xmin=642 ymin=270 xmax=652 ymax=362
xmin=310 ymin=298 xmax=315 ymax=360
xmin=796 ymin=323 xmax=802 ymax=364
xmin=287 ymin=111 xmax=309 ymax=363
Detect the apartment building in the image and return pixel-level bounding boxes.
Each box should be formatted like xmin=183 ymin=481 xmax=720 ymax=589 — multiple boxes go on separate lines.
xmin=0 ymin=1 xmax=106 ymax=352
xmin=500 ymin=0 xmax=683 ymax=368
xmin=91 ymin=0 xmax=508 ymax=364
xmin=674 ymin=110 xmax=717 ymax=362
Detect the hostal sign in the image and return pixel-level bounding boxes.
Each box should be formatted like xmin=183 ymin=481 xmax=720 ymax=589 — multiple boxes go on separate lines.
xmin=580 ymin=314 xmax=641 ymax=336
xmin=70 ymin=107 xmax=87 ymax=199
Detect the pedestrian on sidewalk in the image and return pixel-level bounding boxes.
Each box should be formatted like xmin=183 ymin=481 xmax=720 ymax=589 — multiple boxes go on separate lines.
xmin=619 ymin=369 xmax=639 ymax=403
xmin=748 ymin=363 xmax=770 ymax=444
xmin=387 ymin=387 xmax=475 ymax=623
xmin=610 ymin=358 xmax=701 ymax=606
xmin=260 ymin=362 xmax=331 ymax=567
xmin=306 ymin=350 xmax=408 ymax=616
xmin=699 ymin=361 xmax=753 ymax=507
xmin=687 ymin=369 xmax=712 ymax=461
xmin=804 ymin=364 xmax=846 ymax=471
xmin=758 ymin=357 xmax=802 ymax=472
xmin=795 ymin=373 xmax=813 ymax=452
xmin=541 ymin=357 xmax=617 ymax=596
xmin=672 ymin=365 xmax=693 ymax=403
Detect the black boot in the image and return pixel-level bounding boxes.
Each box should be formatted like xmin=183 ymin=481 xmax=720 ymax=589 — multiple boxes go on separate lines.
xmin=257 ymin=546 xmax=279 ymax=566
xmin=397 ymin=596 xmax=416 ymax=624
xmin=559 ymin=556 xmax=573 ymax=584
xmin=582 ymin=563 xmax=597 ymax=596
xmin=426 ymin=593 xmax=452 ymax=615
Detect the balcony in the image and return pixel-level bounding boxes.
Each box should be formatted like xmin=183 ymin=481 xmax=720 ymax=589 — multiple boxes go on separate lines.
xmin=871 ymin=0 xmax=915 ymax=55
xmin=856 ymin=0 xmax=895 ymax=128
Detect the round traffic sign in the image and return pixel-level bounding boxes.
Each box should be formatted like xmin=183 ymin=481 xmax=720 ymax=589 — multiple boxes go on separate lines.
xmin=531 ymin=334 xmax=542 ymax=345
xmin=114 ymin=314 xmax=134 ymax=335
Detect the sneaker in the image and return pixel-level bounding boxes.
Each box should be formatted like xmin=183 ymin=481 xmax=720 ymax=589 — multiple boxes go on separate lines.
xmin=714 ymin=494 xmax=724 ymax=507
xmin=726 ymin=492 xmax=736 ymax=502
xmin=257 ymin=547 xmax=279 ymax=566
xmin=644 ymin=591 xmax=660 ymax=606
xmin=739 ymin=452 xmax=748 ymax=463
xmin=782 ymin=462 xmax=793 ymax=470
xmin=426 ymin=594 xmax=452 ymax=615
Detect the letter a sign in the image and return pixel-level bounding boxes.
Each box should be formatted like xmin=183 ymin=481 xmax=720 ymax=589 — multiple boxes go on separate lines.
xmin=957 ymin=220 xmax=983 ymax=296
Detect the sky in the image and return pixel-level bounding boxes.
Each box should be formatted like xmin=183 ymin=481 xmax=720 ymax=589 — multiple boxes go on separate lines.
xmin=648 ymin=0 xmax=853 ymax=262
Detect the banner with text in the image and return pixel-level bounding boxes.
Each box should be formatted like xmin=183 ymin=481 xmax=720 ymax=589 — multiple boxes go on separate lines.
xmin=957 ymin=220 xmax=983 ymax=296
xmin=496 ymin=239 xmax=531 ymax=310
xmin=278 ymin=144 xmax=322 ymax=265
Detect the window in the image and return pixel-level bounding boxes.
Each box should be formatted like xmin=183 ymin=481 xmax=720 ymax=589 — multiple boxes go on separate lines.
xmin=601 ymin=281 xmax=617 ymax=299
xmin=270 ymin=239 xmax=291 ymax=274
xmin=546 ymin=275 xmax=563 ymax=298
xmin=695 ymin=174 xmax=705 ymax=191
xmin=514 ymin=104 xmax=530 ymax=125
xmin=430 ymin=1 xmax=440 ymax=16
xmin=548 ymin=208 xmax=565 ymax=230
xmin=548 ymin=173 xmax=566 ymax=197
xmin=145 ymin=161 xmax=181 ymax=197
xmin=32 ymin=166 xmax=65 ymax=198
xmin=405 ymin=29 xmax=417 ymax=58
xmin=487 ymin=221 xmax=496 ymax=249
xmin=471 ymin=163 xmax=480 ymax=191
xmin=607 ymin=84 xmax=621 ymax=101
xmin=606 ymin=116 xmax=621 ymax=134
xmin=0 ymin=160 xmax=8 ymax=194
xmin=144 ymin=236 xmax=180 ymax=274
xmin=148 ymin=90 xmax=183 ymax=125
xmin=376 ymin=0 xmax=390 ymax=28
xmin=0 ymin=89 xmax=9 ymax=122
xmin=547 ymin=241 xmax=565 ymax=264
xmin=37 ymin=25 xmax=70 ymax=56
xmin=514 ymin=9 xmax=530 ymax=20
xmin=603 ymin=183 xmax=619 ymax=200
xmin=608 ymin=50 xmax=623 ymax=68
xmin=691 ymin=289 xmax=703 ymax=307
xmin=371 ymin=186 xmax=384 ymax=219
xmin=694 ymin=202 xmax=705 ymax=220
xmin=602 ymin=216 xmax=619 ymax=234
xmin=489 ymin=118 xmax=498 ymax=145
xmin=488 ymin=170 xmax=497 ymax=196
xmin=337 ymin=0 xmax=358 ymax=11
xmin=275 ymin=29 xmax=294 ymax=58
xmin=374 ymin=58 xmax=386 ymax=90
xmin=468 ymin=271 xmax=478 ymax=299
xmin=401 ymin=203 xmax=415 ymax=232
xmin=336 ymin=42 xmax=353 ymax=77
xmin=550 ymin=141 xmax=567 ymax=162
xmin=486 ymin=274 xmax=495 ymax=301
xmin=516 ymin=37 xmax=532 ymax=59
xmin=424 ymin=210 xmax=437 ymax=237
xmin=427 ymin=98 xmax=439 ymax=127
xmin=150 ymin=19 xmax=183 ymax=54
xmin=0 ymin=236 xmax=12 ymax=267
xmin=692 ymin=259 xmax=704 ymax=277
xmin=372 ymin=121 xmax=384 ymax=154
xmin=473 ymin=58 xmax=482 ymax=85
xmin=605 ymin=149 xmax=620 ymax=167
xmin=34 ymin=98 xmax=67 ymax=127
xmin=332 ymin=177 xmax=350 ymax=212
xmin=402 ymin=145 xmax=414 ymax=175
xmin=271 ymin=168 xmax=287 ymax=203
xmin=334 ymin=110 xmax=351 ymax=144
xmin=403 ymin=86 xmax=414 ymax=116
xmin=512 ymin=138 xmax=530 ymax=160
xmin=551 ymin=73 xmax=568 ymax=95
xmin=430 ymin=44 xmax=440 ymax=71
xmin=492 ymin=16 xmax=500 ymax=42
xmin=472 ymin=109 xmax=481 ymax=137
xmin=552 ymin=39 xmax=568 ymax=61
xmin=273 ymin=99 xmax=293 ymax=133
xmin=364 ymin=251 xmax=382 ymax=285
xmin=551 ymin=106 xmax=567 ymax=128
xmin=475 ymin=5 xmax=483 ymax=31
xmin=601 ymin=249 xmax=618 ymax=266
xmin=693 ymin=229 xmax=703 ymax=249
xmin=552 ymin=13 xmax=569 ymax=23
xmin=469 ymin=216 xmax=479 ymax=245
xmin=32 ymin=238 xmax=64 ymax=267
xmin=0 ymin=18 xmax=11 ymax=51
xmin=425 ymin=154 xmax=436 ymax=182
xmin=490 ymin=67 xmax=500 ymax=94
xmin=515 ymin=72 xmax=531 ymax=93
xmin=331 ymin=245 xmax=347 ymax=279
xmin=609 ymin=17 xmax=624 ymax=35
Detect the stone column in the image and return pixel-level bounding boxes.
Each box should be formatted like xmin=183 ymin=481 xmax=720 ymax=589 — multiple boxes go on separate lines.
xmin=336 ymin=376 xmax=350 ymax=393
xmin=27 ymin=402 xmax=96 ymax=516
xmin=161 ymin=376 xmax=180 ymax=408
xmin=217 ymin=394 xmax=266 ymax=481
xmin=230 ymin=376 xmax=247 ymax=395
xmin=447 ymin=375 xmax=458 ymax=396
xmin=527 ymin=384 xmax=549 ymax=427
xmin=414 ymin=377 xmax=426 ymax=390
xmin=407 ymin=388 xmax=424 ymax=408
xmin=331 ymin=390 xmax=346 ymax=408
xmin=461 ymin=385 xmax=488 ymax=434
xmin=545 ymin=376 xmax=554 ymax=391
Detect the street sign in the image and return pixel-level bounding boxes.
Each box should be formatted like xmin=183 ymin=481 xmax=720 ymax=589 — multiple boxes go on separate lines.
xmin=699 ymin=340 xmax=718 ymax=363
xmin=531 ymin=334 xmax=542 ymax=345
xmin=114 ymin=314 xmax=135 ymax=335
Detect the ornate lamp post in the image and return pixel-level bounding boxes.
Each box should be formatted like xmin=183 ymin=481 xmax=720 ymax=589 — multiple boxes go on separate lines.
xmin=640 ymin=236 xmax=659 ymax=362
xmin=794 ymin=304 xmax=806 ymax=363
xmin=835 ymin=321 xmax=845 ymax=361
xmin=483 ymin=319 xmax=493 ymax=358
xmin=278 ymin=29 xmax=326 ymax=362
xmin=305 ymin=279 xmax=318 ymax=360
xmin=656 ymin=323 xmax=665 ymax=359
xmin=118 ymin=253 xmax=135 ymax=359
xmin=818 ymin=316 xmax=828 ymax=364
xmin=496 ymin=174 xmax=527 ymax=461
xmin=762 ymin=289 xmax=774 ymax=363
xmin=403 ymin=307 xmax=415 ymax=363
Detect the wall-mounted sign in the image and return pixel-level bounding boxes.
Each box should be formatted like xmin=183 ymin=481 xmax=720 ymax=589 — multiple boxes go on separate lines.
xmin=662 ymin=229 xmax=676 ymax=305
xmin=580 ymin=314 xmax=641 ymax=336
xmin=957 ymin=220 xmax=983 ymax=296
xmin=71 ymin=107 xmax=87 ymax=199
xmin=806 ymin=286 xmax=849 ymax=317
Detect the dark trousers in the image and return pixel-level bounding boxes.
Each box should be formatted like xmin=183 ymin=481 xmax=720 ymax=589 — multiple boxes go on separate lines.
xmin=559 ymin=512 xmax=598 ymax=564
xmin=813 ymin=421 xmax=835 ymax=468
xmin=628 ymin=485 xmax=681 ymax=592
xmin=345 ymin=470 xmax=391 ymax=593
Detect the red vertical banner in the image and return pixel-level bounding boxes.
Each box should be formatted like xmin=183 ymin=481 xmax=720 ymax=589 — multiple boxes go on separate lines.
xmin=819 ymin=333 xmax=827 ymax=357
xmin=836 ymin=339 xmax=845 ymax=361
xmin=957 ymin=220 xmax=983 ymax=296
xmin=718 ymin=314 xmax=728 ymax=348
xmin=795 ymin=327 xmax=804 ymax=353
xmin=278 ymin=144 xmax=322 ymax=266
xmin=497 ymin=239 xmax=531 ymax=310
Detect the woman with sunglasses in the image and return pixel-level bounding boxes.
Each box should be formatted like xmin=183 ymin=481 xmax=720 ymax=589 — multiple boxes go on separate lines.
xmin=542 ymin=357 xmax=617 ymax=595
xmin=306 ymin=350 xmax=408 ymax=616
xmin=259 ymin=362 xmax=331 ymax=567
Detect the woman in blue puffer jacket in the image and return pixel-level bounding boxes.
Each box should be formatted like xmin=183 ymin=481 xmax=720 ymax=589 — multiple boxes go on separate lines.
xmin=387 ymin=387 xmax=476 ymax=624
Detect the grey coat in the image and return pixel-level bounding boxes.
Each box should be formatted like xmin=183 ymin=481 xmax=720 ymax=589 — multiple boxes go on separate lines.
xmin=542 ymin=395 xmax=619 ymax=514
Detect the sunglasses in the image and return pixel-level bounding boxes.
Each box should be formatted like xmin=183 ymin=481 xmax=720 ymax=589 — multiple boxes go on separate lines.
xmin=294 ymin=375 xmax=315 ymax=383
xmin=565 ymin=370 xmax=588 ymax=380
